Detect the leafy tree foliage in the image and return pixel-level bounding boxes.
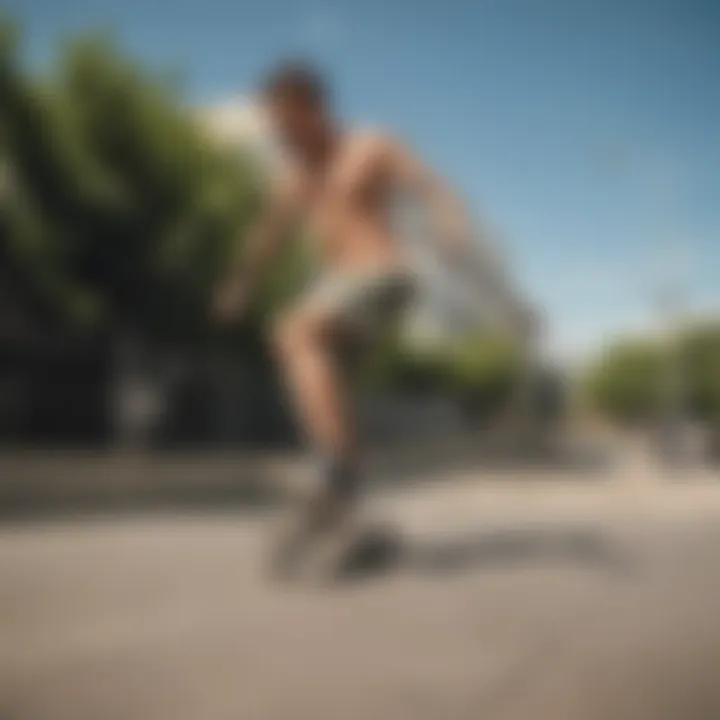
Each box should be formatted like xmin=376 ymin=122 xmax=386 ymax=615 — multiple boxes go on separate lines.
xmin=682 ymin=321 xmax=720 ymax=422
xmin=586 ymin=323 xmax=720 ymax=424
xmin=361 ymin=332 xmax=522 ymax=417
xmin=1 ymin=17 xmax=525 ymax=423
xmin=1 ymin=19 xmax=286 ymax=349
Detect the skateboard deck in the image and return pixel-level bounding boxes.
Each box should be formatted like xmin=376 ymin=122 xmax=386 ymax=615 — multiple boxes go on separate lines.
xmin=268 ymin=511 xmax=403 ymax=583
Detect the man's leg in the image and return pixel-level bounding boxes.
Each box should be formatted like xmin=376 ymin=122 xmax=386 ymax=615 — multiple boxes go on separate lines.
xmin=273 ymin=307 xmax=359 ymax=502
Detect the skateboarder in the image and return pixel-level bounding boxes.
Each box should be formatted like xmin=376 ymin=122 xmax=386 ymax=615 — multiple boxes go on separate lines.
xmin=213 ymin=61 xmax=472 ymax=573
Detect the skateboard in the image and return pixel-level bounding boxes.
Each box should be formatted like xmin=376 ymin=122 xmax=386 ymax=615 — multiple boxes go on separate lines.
xmin=267 ymin=496 xmax=403 ymax=583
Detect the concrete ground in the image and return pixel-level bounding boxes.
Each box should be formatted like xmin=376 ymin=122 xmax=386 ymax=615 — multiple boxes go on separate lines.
xmin=2 ymin=468 xmax=720 ymax=720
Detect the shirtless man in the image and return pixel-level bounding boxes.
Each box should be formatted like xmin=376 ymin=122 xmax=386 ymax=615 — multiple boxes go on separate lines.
xmin=213 ymin=62 xmax=471 ymax=562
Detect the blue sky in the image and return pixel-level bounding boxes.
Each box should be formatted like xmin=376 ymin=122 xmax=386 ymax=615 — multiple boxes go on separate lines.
xmin=8 ymin=0 xmax=720 ymax=358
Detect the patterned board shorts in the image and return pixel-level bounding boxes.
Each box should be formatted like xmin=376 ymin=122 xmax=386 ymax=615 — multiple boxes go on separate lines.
xmin=298 ymin=267 xmax=416 ymax=338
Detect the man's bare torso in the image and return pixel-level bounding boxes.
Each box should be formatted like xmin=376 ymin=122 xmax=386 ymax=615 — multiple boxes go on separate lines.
xmin=283 ymin=131 xmax=404 ymax=273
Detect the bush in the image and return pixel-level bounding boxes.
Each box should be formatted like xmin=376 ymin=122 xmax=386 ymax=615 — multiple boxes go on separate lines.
xmin=361 ymin=332 xmax=522 ymax=418
xmin=585 ymin=340 xmax=663 ymax=422
xmin=682 ymin=321 xmax=720 ymax=422
xmin=447 ymin=335 xmax=521 ymax=418
xmin=585 ymin=321 xmax=720 ymax=425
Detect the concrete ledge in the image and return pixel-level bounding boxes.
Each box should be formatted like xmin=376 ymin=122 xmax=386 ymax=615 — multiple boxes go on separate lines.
xmin=0 ymin=451 xmax=302 ymax=515
xmin=0 ymin=438 xmax=682 ymax=517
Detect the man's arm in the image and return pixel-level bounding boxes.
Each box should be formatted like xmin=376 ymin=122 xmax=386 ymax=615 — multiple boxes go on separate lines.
xmin=212 ymin=172 xmax=299 ymax=322
xmin=385 ymin=137 xmax=473 ymax=253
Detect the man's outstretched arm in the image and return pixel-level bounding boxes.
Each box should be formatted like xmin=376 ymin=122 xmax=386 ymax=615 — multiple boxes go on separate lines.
xmin=212 ymin=173 xmax=299 ymax=323
xmin=385 ymin=137 xmax=474 ymax=253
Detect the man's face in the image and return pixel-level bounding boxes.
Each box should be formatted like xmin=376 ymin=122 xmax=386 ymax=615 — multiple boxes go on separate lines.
xmin=265 ymin=94 xmax=322 ymax=154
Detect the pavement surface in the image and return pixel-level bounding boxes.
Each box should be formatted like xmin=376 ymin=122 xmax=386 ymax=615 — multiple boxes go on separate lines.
xmin=2 ymin=470 xmax=720 ymax=720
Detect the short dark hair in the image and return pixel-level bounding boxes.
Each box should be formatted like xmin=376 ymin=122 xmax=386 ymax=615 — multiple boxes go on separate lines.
xmin=260 ymin=60 xmax=328 ymax=107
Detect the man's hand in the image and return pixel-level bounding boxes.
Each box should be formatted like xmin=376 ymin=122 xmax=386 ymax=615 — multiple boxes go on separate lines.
xmin=211 ymin=279 xmax=251 ymax=325
xmin=210 ymin=167 xmax=299 ymax=328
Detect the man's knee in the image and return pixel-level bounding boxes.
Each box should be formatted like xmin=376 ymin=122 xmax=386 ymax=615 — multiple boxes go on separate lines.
xmin=272 ymin=312 xmax=325 ymax=356
xmin=272 ymin=316 xmax=296 ymax=357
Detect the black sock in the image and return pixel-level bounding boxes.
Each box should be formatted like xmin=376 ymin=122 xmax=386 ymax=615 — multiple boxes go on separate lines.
xmin=320 ymin=453 xmax=359 ymax=500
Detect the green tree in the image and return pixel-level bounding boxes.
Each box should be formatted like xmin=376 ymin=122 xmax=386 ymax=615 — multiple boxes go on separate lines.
xmin=586 ymin=339 xmax=663 ymax=422
xmin=586 ymin=323 xmax=720 ymax=425
xmin=1 ymin=20 xmax=305 ymax=351
xmin=448 ymin=334 xmax=521 ymax=418
xmin=682 ymin=322 xmax=720 ymax=422
xmin=360 ymin=331 xmax=521 ymax=419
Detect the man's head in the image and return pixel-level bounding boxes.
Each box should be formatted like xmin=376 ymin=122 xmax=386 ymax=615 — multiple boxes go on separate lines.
xmin=260 ymin=61 xmax=332 ymax=156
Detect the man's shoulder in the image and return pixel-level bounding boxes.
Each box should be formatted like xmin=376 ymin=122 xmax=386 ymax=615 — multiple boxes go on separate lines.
xmin=347 ymin=127 xmax=395 ymax=154
xmin=343 ymin=128 xmax=400 ymax=173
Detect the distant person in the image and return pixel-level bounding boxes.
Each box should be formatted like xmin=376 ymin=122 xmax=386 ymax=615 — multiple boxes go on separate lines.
xmin=213 ymin=60 xmax=472 ymax=574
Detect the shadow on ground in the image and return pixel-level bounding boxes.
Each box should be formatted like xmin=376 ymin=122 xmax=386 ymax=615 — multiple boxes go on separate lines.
xmin=338 ymin=524 xmax=636 ymax=583
xmin=369 ymin=440 xmax=616 ymax=487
